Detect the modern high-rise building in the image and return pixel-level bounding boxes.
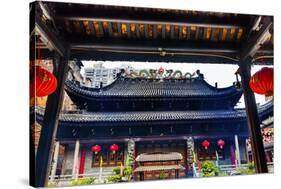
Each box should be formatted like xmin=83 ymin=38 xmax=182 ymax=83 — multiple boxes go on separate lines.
xmin=82 ymin=63 xmax=141 ymax=88
xmin=83 ymin=63 xmax=120 ymax=88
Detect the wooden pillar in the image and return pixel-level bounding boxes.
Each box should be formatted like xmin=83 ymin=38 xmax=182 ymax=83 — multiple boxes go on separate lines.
xmin=34 ymin=50 xmax=70 ymax=187
xmin=140 ymin=172 xmax=144 ymax=181
xmin=238 ymin=59 xmax=268 ymax=173
xmin=175 ymin=169 xmax=179 ymax=179
xmin=50 ymin=141 xmax=60 ymax=182
xmin=186 ymin=137 xmax=194 ymax=177
xmin=72 ymin=140 xmax=80 ymax=180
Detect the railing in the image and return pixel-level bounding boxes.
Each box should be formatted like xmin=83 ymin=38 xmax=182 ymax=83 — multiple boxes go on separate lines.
xmin=49 ymin=162 xmax=274 ymax=185
xmin=193 ymin=162 xmax=274 ymax=177
xmin=48 ymin=170 xmax=114 ymax=185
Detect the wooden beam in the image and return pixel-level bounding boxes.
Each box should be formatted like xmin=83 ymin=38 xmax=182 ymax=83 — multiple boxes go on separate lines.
xmin=54 ymin=5 xmax=246 ymax=29
xmin=170 ymin=25 xmax=174 ymax=39
xmin=162 ymin=24 xmax=166 ymax=40
xmin=218 ymin=28 xmax=223 ymax=41
xmin=71 ymin=39 xmax=238 ymax=53
xmin=35 ymin=14 xmax=65 ymax=55
xmin=203 ymin=28 xmax=207 ymax=40
xmin=238 ymin=16 xmax=273 ymax=173
xmin=144 ymin=24 xmax=148 ymax=38
xmin=179 ymin=26 xmax=183 ymax=39
xmin=153 ymin=25 xmax=157 ymax=39
xmin=226 ymin=28 xmax=231 ymax=41
xmin=108 ymin=22 xmax=113 ymax=37
xmin=126 ymin=23 xmax=131 ymax=38
xmin=186 ymin=27 xmax=191 ymax=40
xmin=88 ymin=21 xmax=95 ymax=35
xmin=34 ymin=50 xmax=70 ymax=187
xmin=210 ymin=28 xmax=215 ymax=41
xmin=79 ymin=21 xmax=85 ymax=33
xmin=117 ymin=23 xmax=121 ymax=36
xmin=195 ymin=27 xmax=200 ymax=40
xmin=70 ymin=50 xmax=239 ymax=64
xmin=238 ymin=59 xmax=268 ymax=173
xmin=59 ymin=17 xmax=244 ymax=29
xmin=98 ymin=22 xmax=104 ymax=36
xmin=240 ymin=17 xmax=272 ymax=60
xmin=136 ymin=24 xmax=140 ymax=38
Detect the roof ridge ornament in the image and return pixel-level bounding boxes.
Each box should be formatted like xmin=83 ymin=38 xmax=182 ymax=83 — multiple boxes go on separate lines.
xmin=122 ymin=67 xmax=199 ymax=80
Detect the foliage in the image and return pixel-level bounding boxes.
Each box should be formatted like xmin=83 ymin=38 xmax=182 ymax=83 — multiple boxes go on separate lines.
xmin=201 ymin=161 xmax=220 ymax=177
xmin=112 ymin=167 xmax=121 ymax=175
xmin=70 ymin=177 xmax=96 ymax=186
xmin=124 ymin=166 xmax=133 ymax=176
xmin=218 ymin=171 xmax=228 ymax=177
xmin=106 ymin=175 xmax=122 ymax=183
xmin=159 ymin=172 xmax=167 ymax=180
xmin=47 ymin=182 xmax=58 ymax=187
xmin=112 ymin=166 xmax=133 ymax=181
xmin=236 ymin=162 xmax=255 ymax=175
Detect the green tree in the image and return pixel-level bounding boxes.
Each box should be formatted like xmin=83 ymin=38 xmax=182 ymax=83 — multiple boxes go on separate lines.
xmin=201 ymin=161 xmax=220 ymax=177
xmin=236 ymin=162 xmax=255 ymax=175
xmin=106 ymin=175 xmax=122 ymax=183
xmin=70 ymin=177 xmax=96 ymax=186
xmin=47 ymin=182 xmax=58 ymax=187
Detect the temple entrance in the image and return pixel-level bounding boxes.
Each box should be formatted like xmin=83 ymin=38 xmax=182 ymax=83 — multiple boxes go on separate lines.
xmin=135 ymin=140 xmax=187 ymax=180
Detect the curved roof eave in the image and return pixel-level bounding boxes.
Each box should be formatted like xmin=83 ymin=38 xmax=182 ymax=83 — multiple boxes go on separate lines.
xmin=64 ymin=76 xmax=242 ymax=99
xmin=34 ymin=102 xmax=272 ymax=125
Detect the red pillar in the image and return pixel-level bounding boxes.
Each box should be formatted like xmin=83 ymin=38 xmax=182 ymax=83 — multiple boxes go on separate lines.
xmin=78 ymin=145 xmax=86 ymax=177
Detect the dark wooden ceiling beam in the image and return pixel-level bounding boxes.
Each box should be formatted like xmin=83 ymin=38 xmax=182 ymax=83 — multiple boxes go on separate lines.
xmin=179 ymin=26 xmax=183 ymax=39
xmin=153 ymin=25 xmax=157 ymax=39
xmin=126 ymin=23 xmax=131 ymax=38
xmin=144 ymin=24 xmax=148 ymax=38
xmin=49 ymin=2 xmax=248 ymax=29
xmin=34 ymin=14 xmax=65 ymax=56
xmin=108 ymin=22 xmax=113 ymax=37
xmin=186 ymin=27 xmax=191 ymax=40
xmin=218 ymin=28 xmax=223 ymax=41
xmin=170 ymin=25 xmax=174 ymax=40
xmin=136 ymin=24 xmax=140 ymax=38
xmin=98 ymin=22 xmax=104 ymax=36
xmin=162 ymin=25 xmax=166 ymax=40
xmin=226 ymin=28 xmax=231 ymax=41
xmin=88 ymin=21 xmax=95 ymax=35
xmin=237 ymin=16 xmax=273 ymax=174
xmin=69 ymin=50 xmax=238 ymax=64
xmin=57 ymin=16 xmax=244 ymax=29
xmin=70 ymin=39 xmax=238 ymax=53
xmin=240 ymin=17 xmax=273 ymax=60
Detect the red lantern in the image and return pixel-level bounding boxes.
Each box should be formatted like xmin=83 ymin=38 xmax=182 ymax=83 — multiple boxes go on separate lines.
xmin=159 ymin=66 xmax=164 ymax=74
xmin=110 ymin=144 xmax=119 ymax=154
xmin=201 ymin=140 xmax=210 ymax=150
xmin=217 ymin=139 xmax=225 ymax=149
xmin=249 ymin=67 xmax=273 ymax=97
xmin=91 ymin=145 xmax=101 ymax=154
xmin=30 ymin=66 xmax=58 ymax=97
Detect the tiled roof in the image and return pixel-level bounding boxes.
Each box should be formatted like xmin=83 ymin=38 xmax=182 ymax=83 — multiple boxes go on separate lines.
xmin=34 ymin=102 xmax=273 ymax=124
xmin=65 ymin=76 xmax=241 ymax=98
xmin=136 ymin=152 xmax=183 ymax=162
xmin=134 ymin=165 xmax=185 ymax=172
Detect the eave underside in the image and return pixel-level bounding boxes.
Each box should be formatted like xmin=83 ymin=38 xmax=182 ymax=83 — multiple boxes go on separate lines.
xmin=37 ymin=1 xmax=273 ymax=64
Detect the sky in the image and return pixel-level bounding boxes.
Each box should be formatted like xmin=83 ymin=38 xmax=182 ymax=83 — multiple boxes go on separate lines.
xmin=81 ymin=61 xmax=272 ymax=108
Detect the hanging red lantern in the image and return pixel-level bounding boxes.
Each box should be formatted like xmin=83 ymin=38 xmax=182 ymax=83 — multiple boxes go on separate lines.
xmin=30 ymin=66 xmax=58 ymax=97
xmin=249 ymin=67 xmax=273 ymax=97
xmin=158 ymin=66 xmax=164 ymax=74
xmin=110 ymin=144 xmax=119 ymax=154
xmin=217 ymin=139 xmax=225 ymax=149
xmin=91 ymin=144 xmax=101 ymax=154
xmin=201 ymin=140 xmax=210 ymax=150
